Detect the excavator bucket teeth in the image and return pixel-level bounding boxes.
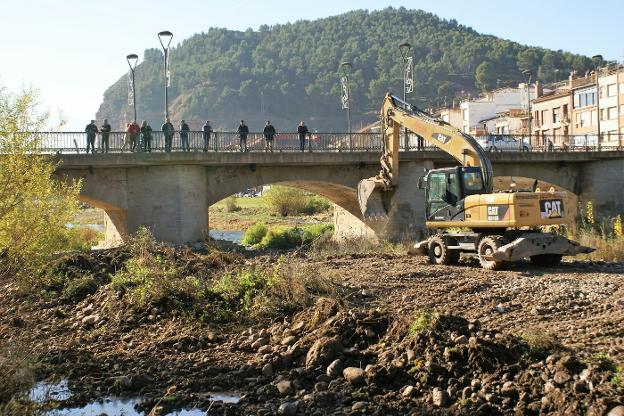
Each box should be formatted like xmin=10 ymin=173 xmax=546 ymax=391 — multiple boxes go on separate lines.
xmin=357 ymin=179 xmax=389 ymax=220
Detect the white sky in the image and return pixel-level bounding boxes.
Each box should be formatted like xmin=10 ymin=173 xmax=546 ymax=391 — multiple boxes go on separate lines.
xmin=3 ymin=0 xmax=622 ymax=130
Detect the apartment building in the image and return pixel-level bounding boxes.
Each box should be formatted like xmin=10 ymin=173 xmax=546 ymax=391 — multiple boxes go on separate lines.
xmin=437 ymin=105 xmax=462 ymax=128
xmin=597 ymin=67 xmax=622 ymax=146
xmin=457 ymin=84 xmax=536 ymax=135
xmin=493 ymin=109 xmax=528 ymax=135
xmin=532 ymin=88 xmax=572 ymax=147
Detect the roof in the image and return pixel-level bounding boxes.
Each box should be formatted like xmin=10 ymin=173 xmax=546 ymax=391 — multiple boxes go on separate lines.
xmin=533 ymin=89 xmax=571 ymax=104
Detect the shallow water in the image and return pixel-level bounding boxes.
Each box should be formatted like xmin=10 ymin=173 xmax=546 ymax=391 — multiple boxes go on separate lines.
xmin=30 ymin=380 xmax=240 ymax=415
xmin=209 ymin=229 xmax=244 ymax=244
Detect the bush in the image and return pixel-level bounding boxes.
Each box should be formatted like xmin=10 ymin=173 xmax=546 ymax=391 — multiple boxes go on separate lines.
xmin=224 ymin=195 xmax=240 ymax=213
xmin=259 ymin=227 xmax=302 ymax=249
xmin=242 ymin=222 xmax=268 ymax=246
xmin=61 ymin=275 xmax=98 ymax=302
xmin=302 ymin=224 xmax=333 ymax=245
xmin=301 ymin=195 xmax=332 ymax=215
xmin=264 ymin=186 xmax=306 ymax=216
xmin=408 ymin=310 xmax=438 ymax=335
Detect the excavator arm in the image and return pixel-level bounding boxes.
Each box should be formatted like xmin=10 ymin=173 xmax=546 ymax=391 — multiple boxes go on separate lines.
xmin=358 ymin=94 xmax=494 ymax=219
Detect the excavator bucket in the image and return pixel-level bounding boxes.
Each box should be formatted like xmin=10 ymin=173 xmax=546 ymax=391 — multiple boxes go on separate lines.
xmin=357 ymin=178 xmax=389 ymax=220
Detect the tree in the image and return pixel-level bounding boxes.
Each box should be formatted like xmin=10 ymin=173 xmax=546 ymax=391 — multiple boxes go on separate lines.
xmin=475 ymin=61 xmax=497 ymax=91
xmin=0 ymin=87 xmax=82 ymax=283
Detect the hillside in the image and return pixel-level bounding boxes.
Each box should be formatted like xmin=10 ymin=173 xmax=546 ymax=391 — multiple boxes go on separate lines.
xmin=96 ymin=7 xmax=595 ymax=131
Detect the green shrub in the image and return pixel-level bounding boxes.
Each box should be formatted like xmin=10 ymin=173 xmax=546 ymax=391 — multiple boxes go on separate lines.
xmin=259 ymin=226 xmax=302 ymax=249
xmin=264 ymin=186 xmax=306 ymax=216
xmin=210 ymin=268 xmax=269 ymax=313
xmin=224 ymin=195 xmax=240 ymax=213
xmin=408 ymin=310 xmax=438 ymax=335
xmin=61 ymin=275 xmax=98 ymax=302
xmin=301 ymin=195 xmax=332 ymax=215
xmin=520 ymin=330 xmax=562 ymax=359
xmin=242 ymin=222 xmax=268 ymax=246
xmin=302 ymin=224 xmax=333 ymax=245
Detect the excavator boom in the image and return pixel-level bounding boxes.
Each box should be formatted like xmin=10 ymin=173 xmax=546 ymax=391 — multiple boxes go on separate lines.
xmin=358 ymin=94 xmax=493 ymax=218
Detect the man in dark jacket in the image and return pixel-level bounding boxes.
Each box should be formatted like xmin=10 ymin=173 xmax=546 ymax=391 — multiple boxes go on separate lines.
xmin=85 ymin=120 xmax=98 ymax=154
xmin=141 ymin=121 xmax=153 ymax=152
xmin=128 ymin=121 xmax=140 ymax=152
xmin=202 ymin=120 xmax=213 ymax=152
xmin=263 ymin=121 xmax=276 ymax=152
xmin=297 ymin=121 xmax=309 ymax=152
xmin=237 ymin=120 xmax=249 ymax=152
xmin=100 ymin=119 xmax=111 ymax=153
xmin=180 ymin=120 xmax=190 ymax=151
xmin=162 ymin=118 xmax=175 ymax=152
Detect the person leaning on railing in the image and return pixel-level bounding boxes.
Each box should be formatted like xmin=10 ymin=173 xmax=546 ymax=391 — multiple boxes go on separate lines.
xmin=263 ymin=121 xmax=276 ymax=152
xmin=162 ymin=118 xmax=175 ymax=152
xmin=84 ymin=120 xmax=98 ymax=154
xmin=297 ymin=121 xmax=309 ymax=152
xmin=237 ymin=120 xmax=249 ymax=152
xmin=180 ymin=120 xmax=190 ymax=152
xmin=100 ymin=119 xmax=111 ymax=153
xmin=141 ymin=121 xmax=153 ymax=153
xmin=202 ymin=120 xmax=213 ymax=152
xmin=128 ymin=121 xmax=140 ymax=152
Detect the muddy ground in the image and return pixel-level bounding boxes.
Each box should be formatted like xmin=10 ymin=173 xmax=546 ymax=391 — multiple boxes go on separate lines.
xmin=1 ymin=249 xmax=623 ymax=415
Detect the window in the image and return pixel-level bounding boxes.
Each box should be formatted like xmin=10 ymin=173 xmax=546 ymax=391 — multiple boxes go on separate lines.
xmin=574 ymin=88 xmax=596 ymax=108
xmin=608 ymin=107 xmax=617 ymax=120
xmin=600 ymin=108 xmax=605 ymax=121
xmin=553 ymin=107 xmax=560 ymax=123
xmin=607 ymin=84 xmax=617 ymax=97
xmin=463 ymin=171 xmax=484 ymax=193
xmin=541 ymin=110 xmax=549 ymax=124
xmin=580 ymin=111 xmax=589 ymax=127
xmin=462 ymin=109 xmax=468 ymax=121
xmin=600 ymin=86 xmax=606 ymax=98
xmin=591 ymin=110 xmax=597 ymax=126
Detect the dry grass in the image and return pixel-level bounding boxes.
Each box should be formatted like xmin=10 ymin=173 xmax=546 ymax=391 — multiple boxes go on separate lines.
xmin=0 ymin=339 xmax=37 ymax=405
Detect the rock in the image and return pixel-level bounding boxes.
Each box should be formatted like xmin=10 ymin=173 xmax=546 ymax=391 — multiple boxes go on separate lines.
xmin=496 ymin=303 xmax=506 ymax=313
xmin=364 ymin=327 xmax=376 ymax=338
xmin=432 ymin=387 xmax=450 ymax=407
xmin=314 ymin=381 xmax=328 ymax=392
xmin=252 ymin=338 xmax=268 ymax=349
xmin=326 ymin=359 xmax=343 ymax=379
xmin=81 ymin=314 xmax=100 ymax=327
xmin=406 ymin=349 xmax=416 ymax=362
xmin=343 ymin=367 xmax=365 ymax=385
xmin=281 ymin=335 xmax=297 ymax=346
xmin=454 ymin=335 xmax=468 ymax=344
xmin=352 ymin=401 xmax=367 ymax=411
xmin=113 ymin=376 xmax=132 ymax=390
xmin=130 ymin=374 xmax=154 ymax=390
xmin=276 ymin=380 xmax=294 ymax=396
xmin=262 ymin=363 xmax=273 ymax=377
xmin=553 ymin=370 xmax=571 ymax=385
xmin=572 ymin=380 xmax=587 ymax=394
xmin=277 ymin=401 xmax=298 ymax=416
xmin=258 ymin=345 xmax=272 ymax=354
xmin=305 ymin=336 xmax=342 ymax=368
xmin=608 ymin=406 xmax=624 ymax=416
xmin=402 ymin=385 xmax=415 ymax=397
xmin=500 ymin=381 xmax=518 ymax=398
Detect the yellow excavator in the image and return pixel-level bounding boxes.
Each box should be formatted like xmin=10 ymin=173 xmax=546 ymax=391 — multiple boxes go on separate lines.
xmin=358 ymin=94 xmax=593 ymax=269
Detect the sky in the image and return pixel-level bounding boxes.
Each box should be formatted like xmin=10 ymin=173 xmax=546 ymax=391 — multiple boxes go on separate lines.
xmin=3 ymin=0 xmax=623 ymax=130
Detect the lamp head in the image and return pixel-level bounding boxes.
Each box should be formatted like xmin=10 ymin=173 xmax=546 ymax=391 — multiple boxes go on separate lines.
xmin=340 ymin=61 xmax=352 ymax=75
xmin=399 ymin=42 xmax=412 ymax=60
xmin=158 ymin=30 xmax=174 ymax=48
xmin=126 ymin=53 xmax=139 ymax=69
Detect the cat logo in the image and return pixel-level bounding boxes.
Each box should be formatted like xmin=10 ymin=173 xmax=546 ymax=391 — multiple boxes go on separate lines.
xmin=431 ymin=133 xmax=451 ymax=144
xmin=540 ymin=199 xmax=564 ymax=219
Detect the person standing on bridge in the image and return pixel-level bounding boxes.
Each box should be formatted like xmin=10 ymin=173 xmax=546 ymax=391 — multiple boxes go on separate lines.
xmin=162 ymin=118 xmax=175 ymax=152
xmin=237 ymin=120 xmax=249 ymax=152
xmin=202 ymin=120 xmax=213 ymax=152
xmin=128 ymin=121 xmax=140 ymax=152
xmin=180 ymin=120 xmax=190 ymax=151
xmin=263 ymin=121 xmax=276 ymax=152
xmin=85 ymin=120 xmax=98 ymax=154
xmin=297 ymin=121 xmax=309 ymax=152
xmin=141 ymin=121 xmax=153 ymax=153
xmin=100 ymin=119 xmax=111 ymax=153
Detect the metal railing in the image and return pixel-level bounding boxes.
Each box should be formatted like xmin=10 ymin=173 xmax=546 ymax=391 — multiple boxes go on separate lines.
xmin=3 ymin=131 xmax=624 ymax=154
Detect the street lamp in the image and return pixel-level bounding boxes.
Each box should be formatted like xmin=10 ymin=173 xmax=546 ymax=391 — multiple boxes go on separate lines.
xmin=399 ymin=42 xmax=412 ymax=150
xmin=592 ymin=54 xmax=603 ymax=150
xmin=522 ymin=69 xmax=532 ymax=149
xmin=126 ymin=54 xmax=138 ymax=123
xmin=340 ymin=61 xmax=352 ymax=149
xmin=158 ymin=30 xmax=174 ymax=119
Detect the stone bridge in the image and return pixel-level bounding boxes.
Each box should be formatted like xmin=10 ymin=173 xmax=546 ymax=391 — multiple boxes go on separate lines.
xmin=53 ymin=151 xmax=624 ymax=245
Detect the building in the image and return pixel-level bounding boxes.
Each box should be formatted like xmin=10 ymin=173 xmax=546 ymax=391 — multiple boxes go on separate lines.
xmin=493 ymin=109 xmax=528 ymax=135
xmin=437 ymin=104 xmax=463 ymax=128
xmin=532 ymin=84 xmax=573 ymax=147
xmin=597 ymin=66 xmax=623 ymax=147
xmin=458 ymin=84 xmax=536 ymax=136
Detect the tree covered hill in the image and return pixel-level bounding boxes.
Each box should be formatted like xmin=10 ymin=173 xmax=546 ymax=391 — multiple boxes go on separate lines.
xmin=96 ymin=7 xmax=595 ymax=132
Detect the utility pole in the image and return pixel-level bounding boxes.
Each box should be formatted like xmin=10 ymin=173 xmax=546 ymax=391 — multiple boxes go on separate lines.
xmin=592 ymin=55 xmax=603 ymax=151
xmin=126 ymin=54 xmax=138 ymax=123
xmin=399 ymin=42 xmax=413 ymax=150
xmin=522 ymin=69 xmax=533 ymax=149
xmin=340 ymin=62 xmax=353 ymax=150
xmin=158 ymin=31 xmax=174 ymax=120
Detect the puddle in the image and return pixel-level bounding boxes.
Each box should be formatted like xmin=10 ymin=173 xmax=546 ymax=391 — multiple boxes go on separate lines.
xmin=209 ymin=230 xmax=244 ymax=244
xmin=65 ymin=223 xmax=106 ymax=232
xmin=207 ymin=392 xmax=241 ymax=404
xmin=30 ymin=380 xmax=72 ymax=402
xmin=30 ymin=380 xmax=240 ymax=415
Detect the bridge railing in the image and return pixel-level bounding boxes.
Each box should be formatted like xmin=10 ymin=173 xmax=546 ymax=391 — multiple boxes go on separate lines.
xmin=3 ymin=131 xmax=624 ymax=154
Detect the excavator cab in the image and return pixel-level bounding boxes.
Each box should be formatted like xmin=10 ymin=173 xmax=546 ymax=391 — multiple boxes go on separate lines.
xmin=423 ymin=166 xmax=485 ymax=222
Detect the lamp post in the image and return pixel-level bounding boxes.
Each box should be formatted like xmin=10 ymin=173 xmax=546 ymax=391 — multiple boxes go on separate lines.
xmin=340 ymin=61 xmax=352 ymax=149
xmin=522 ymin=69 xmax=532 ymax=149
xmin=399 ymin=42 xmax=412 ymax=150
xmin=126 ymin=54 xmax=138 ymax=123
xmin=592 ymin=54 xmax=603 ymax=150
xmin=158 ymin=30 xmax=174 ymax=119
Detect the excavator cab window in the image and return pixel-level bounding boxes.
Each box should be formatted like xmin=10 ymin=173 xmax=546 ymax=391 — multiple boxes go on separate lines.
xmin=426 ymin=170 xmax=462 ymax=219
xmin=460 ymin=168 xmax=486 ymax=196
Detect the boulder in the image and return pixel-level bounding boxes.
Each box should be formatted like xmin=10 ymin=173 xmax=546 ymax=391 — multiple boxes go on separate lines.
xmin=276 ymin=380 xmax=294 ymax=396
xmin=278 ymin=401 xmax=298 ymax=416
xmin=326 ymin=359 xmax=343 ymax=379
xmin=305 ymin=336 xmax=342 ymax=368
xmin=343 ymin=367 xmax=365 ymax=386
